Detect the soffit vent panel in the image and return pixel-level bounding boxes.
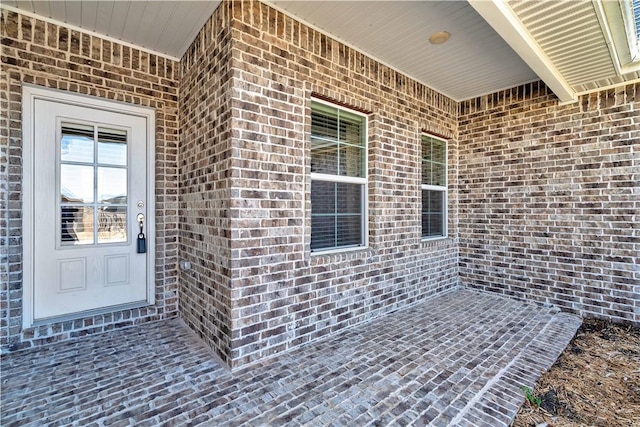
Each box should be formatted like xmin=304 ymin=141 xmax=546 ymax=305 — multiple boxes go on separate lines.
xmin=573 ymin=69 xmax=640 ymax=93
xmin=508 ymin=0 xmax=617 ymax=88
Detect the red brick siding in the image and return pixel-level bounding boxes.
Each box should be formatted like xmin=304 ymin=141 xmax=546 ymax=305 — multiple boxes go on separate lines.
xmin=6 ymin=0 xmax=636 ymax=367
xmin=459 ymin=82 xmax=640 ymax=326
xmin=179 ymin=4 xmax=236 ymax=366
xmin=224 ymin=0 xmax=459 ymax=368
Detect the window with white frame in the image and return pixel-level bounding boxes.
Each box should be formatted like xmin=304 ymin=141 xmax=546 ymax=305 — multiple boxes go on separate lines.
xmin=421 ymin=134 xmax=447 ymax=239
xmin=310 ymin=100 xmax=367 ymax=252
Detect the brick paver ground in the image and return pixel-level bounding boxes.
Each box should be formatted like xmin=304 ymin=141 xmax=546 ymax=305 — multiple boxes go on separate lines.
xmin=1 ymin=289 xmax=581 ymax=426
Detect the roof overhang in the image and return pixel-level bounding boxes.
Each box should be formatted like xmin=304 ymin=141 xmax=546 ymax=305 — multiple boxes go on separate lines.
xmin=468 ymin=0 xmax=577 ymax=103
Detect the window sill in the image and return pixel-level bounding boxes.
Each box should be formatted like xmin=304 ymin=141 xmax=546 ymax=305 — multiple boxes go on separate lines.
xmin=311 ymin=245 xmax=369 ymax=257
xmin=421 ymin=236 xmax=452 ymax=247
xmin=421 ymin=235 xmax=447 ymax=241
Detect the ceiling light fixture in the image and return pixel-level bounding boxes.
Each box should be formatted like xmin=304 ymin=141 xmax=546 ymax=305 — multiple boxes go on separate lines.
xmin=429 ymin=31 xmax=451 ymax=45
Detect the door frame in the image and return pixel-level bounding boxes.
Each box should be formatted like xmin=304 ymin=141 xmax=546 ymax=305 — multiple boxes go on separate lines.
xmin=22 ymin=84 xmax=156 ymax=329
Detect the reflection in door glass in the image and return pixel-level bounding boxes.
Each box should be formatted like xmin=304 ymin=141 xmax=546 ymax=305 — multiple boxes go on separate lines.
xmin=61 ymin=123 xmax=94 ymax=163
xmin=60 ymin=164 xmax=94 ymax=203
xmin=98 ymin=206 xmax=127 ymax=243
xmin=98 ymin=128 xmax=127 ymax=166
xmin=97 ymin=167 xmax=127 ymax=204
xmin=61 ymin=206 xmax=94 ymax=245
xmin=59 ymin=122 xmax=130 ymax=247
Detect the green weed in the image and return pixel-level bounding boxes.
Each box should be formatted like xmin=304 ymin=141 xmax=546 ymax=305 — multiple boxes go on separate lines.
xmin=520 ymin=386 xmax=542 ymax=407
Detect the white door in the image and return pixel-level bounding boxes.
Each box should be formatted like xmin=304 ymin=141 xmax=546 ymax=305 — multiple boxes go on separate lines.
xmin=28 ymin=95 xmax=151 ymax=322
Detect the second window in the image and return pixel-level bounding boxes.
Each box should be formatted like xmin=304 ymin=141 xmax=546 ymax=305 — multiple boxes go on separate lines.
xmin=421 ymin=134 xmax=447 ymax=239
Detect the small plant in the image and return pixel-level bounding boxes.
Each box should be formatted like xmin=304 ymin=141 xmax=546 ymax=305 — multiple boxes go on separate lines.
xmin=520 ymin=386 xmax=542 ymax=407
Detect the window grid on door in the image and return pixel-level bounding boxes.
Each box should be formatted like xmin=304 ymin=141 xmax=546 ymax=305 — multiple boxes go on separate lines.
xmin=59 ymin=122 xmax=129 ymax=247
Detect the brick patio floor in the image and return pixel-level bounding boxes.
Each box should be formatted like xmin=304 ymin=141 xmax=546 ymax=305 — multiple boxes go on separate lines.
xmin=1 ymin=289 xmax=581 ymax=426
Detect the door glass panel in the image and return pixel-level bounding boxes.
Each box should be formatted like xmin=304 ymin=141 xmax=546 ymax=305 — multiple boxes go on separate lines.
xmin=61 ymin=206 xmax=94 ymax=245
xmin=61 ymin=123 xmax=94 ymax=163
xmin=97 ymin=167 xmax=127 ymax=204
xmin=60 ymin=164 xmax=94 ymax=203
xmin=98 ymin=206 xmax=127 ymax=243
xmin=59 ymin=122 xmax=130 ymax=247
xmin=98 ymin=128 xmax=127 ymax=166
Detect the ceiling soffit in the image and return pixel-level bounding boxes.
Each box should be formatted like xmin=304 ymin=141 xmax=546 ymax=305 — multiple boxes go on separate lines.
xmin=1 ymin=1 xmax=222 ymax=60
xmin=269 ymin=0 xmax=538 ymax=102
xmin=2 ymin=1 xmax=639 ymax=102
xmin=476 ymin=0 xmax=640 ymax=102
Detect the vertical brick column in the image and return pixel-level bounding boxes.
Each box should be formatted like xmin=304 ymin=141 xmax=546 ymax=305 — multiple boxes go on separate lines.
xmin=178 ymin=4 xmax=236 ymax=365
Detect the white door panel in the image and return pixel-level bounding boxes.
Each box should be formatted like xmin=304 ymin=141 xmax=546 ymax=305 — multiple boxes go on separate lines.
xmin=32 ymin=98 xmax=148 ymax=321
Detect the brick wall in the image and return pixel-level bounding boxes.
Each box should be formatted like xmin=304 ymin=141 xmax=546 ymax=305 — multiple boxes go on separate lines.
xmin=219 ymin=0 xmax=460 ymax=368
xmin=459 ymin=82 xmax=639 ymax=326
xmin=6 ymin=0 xmax=635 ymax=367
xmin=0 ymin=9 xmax=180 ymax=350
xmin=178 ymin=5 xmax=235 ymax=365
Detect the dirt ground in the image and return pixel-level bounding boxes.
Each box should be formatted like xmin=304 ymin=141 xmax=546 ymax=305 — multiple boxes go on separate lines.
xmin=511 ymin=319 xmax=640 ymax=427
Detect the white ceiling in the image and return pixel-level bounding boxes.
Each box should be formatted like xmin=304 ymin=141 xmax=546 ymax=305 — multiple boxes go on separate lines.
xmin=1 ymin=0 xmax=221 ymax=60
xmin=3 ymin=1 xmax=639 ymax=102
xmin=269 ymin=0 xmax=538 ymax=101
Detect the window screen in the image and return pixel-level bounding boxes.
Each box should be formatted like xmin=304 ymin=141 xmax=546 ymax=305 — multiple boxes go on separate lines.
xmin=310 ymin=101 xmax=366 ymax=251
xmin=421 ymin=135 xmax=447 ymax=239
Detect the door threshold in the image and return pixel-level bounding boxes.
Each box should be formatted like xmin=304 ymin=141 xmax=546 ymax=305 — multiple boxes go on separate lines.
xmin=30 ymin=301 xmax=151 ymax=328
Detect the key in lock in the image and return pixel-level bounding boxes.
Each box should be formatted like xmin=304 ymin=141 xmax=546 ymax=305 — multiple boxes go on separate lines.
xmin=136 ymin=213 xmax=146 ymax=254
